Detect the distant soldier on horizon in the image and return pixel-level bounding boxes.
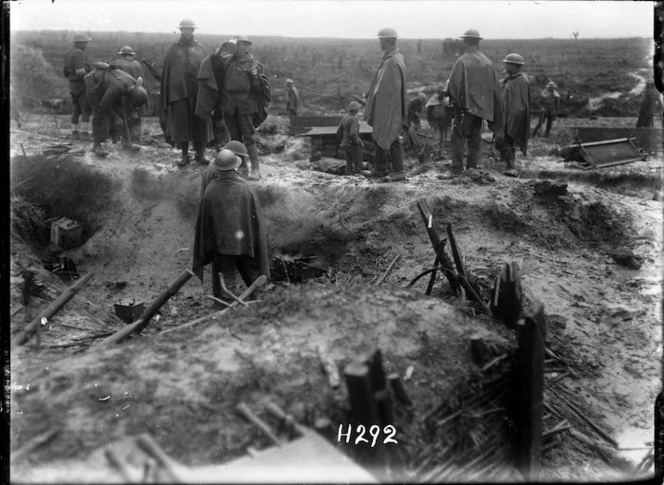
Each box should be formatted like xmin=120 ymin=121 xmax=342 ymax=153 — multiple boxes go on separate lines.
xmin=161 ymin=19 xmax=213 ymax=166
xmin=113 ymin=46 xmax=151 ymax=144
xmin=63 ymin=33 xmax=93 ymax=140
xmin=286 ymin=78 xmax=301 ymax=116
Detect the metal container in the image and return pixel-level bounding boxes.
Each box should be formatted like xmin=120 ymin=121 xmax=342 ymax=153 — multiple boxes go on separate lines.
xmin=114 ymin=299 xmax=145 ymax=324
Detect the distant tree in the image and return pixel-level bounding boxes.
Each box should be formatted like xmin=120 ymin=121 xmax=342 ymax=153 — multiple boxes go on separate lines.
xmin=572 ymin=31 xmax=579 ymax=40
xmin=417 ymin=39 xmax=423 ymax=56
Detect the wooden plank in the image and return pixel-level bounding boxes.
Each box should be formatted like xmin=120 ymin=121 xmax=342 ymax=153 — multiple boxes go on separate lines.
xmin=515 ymin=304 xmax=546 ymax=480
xmin=570 ymin=127 xmax=661 ymax=152
xmin=12 ymin=272 xmax=95 ymax=346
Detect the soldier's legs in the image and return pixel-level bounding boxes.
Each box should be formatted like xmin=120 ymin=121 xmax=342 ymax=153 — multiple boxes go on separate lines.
xmin=70 ymin=92 xmax=82 ymax=137
xmin=450 ymin=110 xmax=466 ymax=172
xmin=373 ymin=143 xmax=389 ymax=175
xmin=495 ymin=134 xmax=516 ymax=169
xmin=351 ymin=144 xmax=364 ymax=173
xmin=235 ymin=255 xmax=264 ymax=288
xmin=236 ymin=115 xmax=259 ymax=173
xmin=545 ymin=113 xmax=554 ymax=138
xmin=343 ymin=148 xmax=353 ymax=175
xmin=532 ymin=111 xmax=545 ymax=137
xmin=466 ymin=115 xmax=484 ymax=169
xmin=128 ymin=116 xmax=141 ymax=143
xmin=388 ymin=137 xmax=404 ymax=173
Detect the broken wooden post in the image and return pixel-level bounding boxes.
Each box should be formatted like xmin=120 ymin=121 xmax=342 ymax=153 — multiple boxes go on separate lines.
xmin=491 ymin=262 xmax=523 ymax=329
xmin=236 ymin=402 xmax=282 ymax=446
xmin=344 ymin=362 xmax=379 ymax=427
xmin=415 ymin=199 xmax=459 ymax=294
xmin=97 ymin=269 xmax=193 ymax=347
xmin=515 ymin=303 xmax=546 ymax=481
xmin=364 ymin=349 xmax=394 ymax=427
xmin=388 ymin=373 xmax=412 ymax=407
xmin=12 ymin=271 xmax=95 ymax=346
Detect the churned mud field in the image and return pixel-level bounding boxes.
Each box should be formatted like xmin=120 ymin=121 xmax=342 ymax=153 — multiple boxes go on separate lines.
xmin=8 ymin=113 xmax=662 ymax=482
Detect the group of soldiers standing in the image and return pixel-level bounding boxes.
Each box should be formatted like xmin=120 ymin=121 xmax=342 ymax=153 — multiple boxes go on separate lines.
xmin=63 ymin=20 xmax=273 ymax=179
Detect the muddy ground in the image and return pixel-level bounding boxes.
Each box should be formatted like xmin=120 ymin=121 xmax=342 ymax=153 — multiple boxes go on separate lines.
xmin=8 ymin=113 xmax=662 ymax=482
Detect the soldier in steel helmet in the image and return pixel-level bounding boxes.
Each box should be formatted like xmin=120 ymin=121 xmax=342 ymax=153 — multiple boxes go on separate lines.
xmin=445 ymin=29 xmax=504 ymax=175
xmin=363 ymin=27 xmax=408 ymax=182
xmin=84 ymin=63 xmax=149 ymax=157
xmin=161 ymin=19 xmax=213 ymax=166
xmin=112 ymin=46 xmax=151 ymax=144
xmin=192 ymin=149 xmax=270 ymax=305
xmin=200 ymin=140 xmax=249 ymax=198
xmin=495 ymin=53 xmax=531 ymax=175
xmin=532 ymin=81 xmax=561 ymax=137
xmin=337 ymin=100 xmax=365 ymax=175
xmin=209 ymin=34 xmax=270 ymax=180
xmin=63 ymin=33 xmax=93 ymax=140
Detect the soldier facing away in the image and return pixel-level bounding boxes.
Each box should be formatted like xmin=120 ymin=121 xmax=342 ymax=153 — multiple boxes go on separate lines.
xmin=63 ymin=33 xmax=93 ymax=140
xmin=495 ymin=53 xmax=531 ymax=175
xmin=161 ymin=19 xmax=213 ymax=166
xmin=446 ymin=29 xmax=504 ymax=175
xmin=286 ymin=78 xmax=301 ymax=116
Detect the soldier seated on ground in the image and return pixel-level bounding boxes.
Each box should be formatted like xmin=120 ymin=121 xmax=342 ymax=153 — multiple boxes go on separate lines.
xmin=84 ymin=62 xmax=149 ymax=157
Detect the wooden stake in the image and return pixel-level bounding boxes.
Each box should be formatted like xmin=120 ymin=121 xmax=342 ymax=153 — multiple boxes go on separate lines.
xmin=372 ymin=254 xmax=401 ymax=285
xmin=236 ymin=402 xmax=281 ymax=446
xmin=12 ymin=272 xmax=95 ymax=346
xmin=96 ymin=269 xmax=193 ymax=347
xmin=388 ymin=373 xmax=413 ymax=407
xmin=11 ymin=429 xmax=60 ymax=462
xmin=344 ymin=362 xmax=379 ymax=427
xmin=104 ymin=448 xmax=135 ymax=482
xmin=134 ymin=434 xmax=182 ymax=483
xmin=515 ymin=303 xmax=546 ymax=481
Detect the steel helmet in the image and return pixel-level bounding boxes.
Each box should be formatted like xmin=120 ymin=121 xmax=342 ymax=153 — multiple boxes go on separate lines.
xmin=214 ymin=149 xmax=242 ymax=171
xmin=178 ymin=19 xmax=196 ymax=29
xmin=118 ymin=46 xmax=136 ymax=56
xmin=547 ymin=81 xmax=557 ymax=88
xmin=130 ymin=86 xmax=148 ymax=108
xmin=73 ymin=34 xmax=92 ymax=43
xmin=347 ymin=101 xmax=361 ymax=111
xmin=377 ymin=27 xmax=398 ymax=38
xmin=418 ymin=92 xmax=427 ymax=100
xmin=502 ymin=53 xmax=524 ymax=65
xmin=285 ymin=78 xmax=295 ymax=85
xmin=232 ymin=34 xmax=252 ymax=45
xmin=460 ymin=29 xmax=483 ymax=40
xmin=222 ymin=140 xmax=249 ymax=157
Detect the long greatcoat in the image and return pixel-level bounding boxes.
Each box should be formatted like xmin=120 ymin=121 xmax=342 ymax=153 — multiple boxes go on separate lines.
xmin=501 ymin=72 xmax=531 ymax=155
xmin=161 ymin=37 xmax=212 ymax=143
xmin=192 ymin=171 xmax=270 ymax=282
xmin=447 ymin=46 xmax=503 ymax=129
xmin=364 ymin=48 xmax=407 ymax=150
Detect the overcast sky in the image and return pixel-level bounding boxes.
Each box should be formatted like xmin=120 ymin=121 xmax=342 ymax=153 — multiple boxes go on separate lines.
xmin=9 ymin=0 xmax=654 ymax=40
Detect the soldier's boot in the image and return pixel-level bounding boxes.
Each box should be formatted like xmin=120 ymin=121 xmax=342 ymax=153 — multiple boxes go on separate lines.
xmin=79 ymin=121 xmax=91 ymax=140
xmin=122 ymin=139 xmax=140 ymax=152
xmin=92 ymin=144 xmax=109 ymax=157
xmin=246 ymin=143 xmax=261 ymax=180
xmin=71 ymin=123 xmax=80 ymax=140
xmin=177 ymin=142 xmax=190 ymax=166
xmin=193 ymin=141 xmax=210 ymax=165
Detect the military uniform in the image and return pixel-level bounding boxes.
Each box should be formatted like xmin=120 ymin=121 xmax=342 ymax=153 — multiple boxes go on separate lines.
xmin=287 ymin=84 xmax=301 ymax=115
xmin=211 ymin=44 xmax=269 ymax=177
xmin=161 ymin=36 xmax=213 ymax=163
xmin=84 ymin=66 xmax=142 ymax=151
xmin=63 ymin=44 xmax=92 ymax=135
xmin=532 ymin=86 xmax=560 ymax=137
xmin=112 ymin=56 xmax=151 ymax=142
xmin=337 ymin=111 xmax=364 ymax=175
xmin=495 ymin=72 xmax=531 ymax=169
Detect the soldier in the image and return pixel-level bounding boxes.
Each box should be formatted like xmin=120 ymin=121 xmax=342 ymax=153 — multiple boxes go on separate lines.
xmin=192 ymin=149 xmax=270 ymax=305
xmin=210 ymin=35 xmax=270 ymax=180
xmin=112 ymin=46 xmax=151 ymax=143
xmin=337 ymin=101 xmax=365 ymax=175
xmin=407 ymin=92 xmax=428 ymax=130
xmin=495 ymin=53 xmax=531 ymax=175
xmin=84 ymin=63 xmax=148 ymax=157
xmin=63 ymin=33 xmax=93 ymax=140
xmin=364 ymin=27 xmax=407 ymax=182
xmin=446 ymin=29 xmax=503 ymax=175
xmin=161 ymin=19 xmax=213 ymax=166
xmin=286 ymin=78 xmax=301 ymax=115
xmin=532 ymin=81 xmax=560 ymax=138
